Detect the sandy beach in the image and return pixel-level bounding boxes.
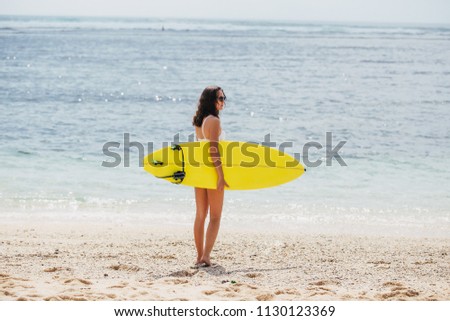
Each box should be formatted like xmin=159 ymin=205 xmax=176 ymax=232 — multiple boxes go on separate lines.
xmin=1 ymin=221 xmax=448 ymax=301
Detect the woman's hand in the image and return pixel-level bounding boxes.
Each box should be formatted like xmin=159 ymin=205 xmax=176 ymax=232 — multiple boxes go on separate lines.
xmin=217 ymin=176 xmax=229 ymax=191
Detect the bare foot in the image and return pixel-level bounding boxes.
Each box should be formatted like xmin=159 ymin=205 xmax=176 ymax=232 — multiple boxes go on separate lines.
xmin=199 ymin=257 xmax=211 ymax=267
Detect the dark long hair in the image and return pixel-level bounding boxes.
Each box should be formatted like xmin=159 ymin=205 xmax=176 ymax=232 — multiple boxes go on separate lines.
xmin=192 ymin=86 xmax=225 ymax=127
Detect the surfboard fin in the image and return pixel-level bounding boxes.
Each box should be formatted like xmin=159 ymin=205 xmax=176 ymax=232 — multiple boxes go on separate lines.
xmin=154 ymin=144 xmax=186 ymax=184
xmin=172 ymin=171 xmax=186 ymax=183
xmin=155 ymin=170 xmax=185 ymax=184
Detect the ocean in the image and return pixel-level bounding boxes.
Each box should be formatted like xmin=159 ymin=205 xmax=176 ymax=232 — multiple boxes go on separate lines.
xmin=1 ymin=16 xmax=449 ymax=236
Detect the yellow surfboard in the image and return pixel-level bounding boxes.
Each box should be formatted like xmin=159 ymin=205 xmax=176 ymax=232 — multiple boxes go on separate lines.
xmin=143 ymin=141 xmax=305 ymax=190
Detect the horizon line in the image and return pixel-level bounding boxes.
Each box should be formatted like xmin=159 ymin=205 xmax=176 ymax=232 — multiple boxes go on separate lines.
xmin=1 ymin=13 xmax=449 ymax=27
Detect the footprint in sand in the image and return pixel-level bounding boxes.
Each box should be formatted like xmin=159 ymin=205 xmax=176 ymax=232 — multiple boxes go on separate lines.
xmin=2 ymin=290 xmax=16 ymax=297
xmin=256 ymin=293 xmax=274 ymax=301
xmin=309 ymin=280 xmax=341 ymax=286
xmin=105 ymin=293 xmax=117 ymax=299
xmin=245 ymin=272 xmax=263 ymax=279
xmin=274 ymin=288 xmax=300 ymax=295
xmin=222 ymin=292 xmax=237 ymax=298
xmin=164 ymin=278 xmax=189 ymax=285
xmin=45 ymin=295 xmax=88 ymax=301
xmin=382 ymin=281 xmax=404 ymax=287
xmin=169 ymin=270 xmax=198 ymax=277
xmin=307 ymin=280 xmax=340 ymax=296
xmin=0 ymin=278 xmax=31 ymax=300
xmin=151 ymin=254 xmax=177 ymax=260
xmin=236 ymin=283 xmax=258 ymax=290
xmin=380 ymin=281 xmax=420 ymax=300
xmin=108 ymin=282 xmax=129 ymax=289
xmin=380 ymin=289 xmax=420 ymax=299
xmin=25 ymin=293 xmax=42 ymax=299
xmin=202 ymin=290 xmax=219 ymax=296
xmin=413 ymin=260 xmax=436 ymax=265
xmin=44 ymin=267 xmax=71 ymax=273
xmin=225 ymin=286 xmax=240 ymax=293
xmin=63 ymin=278 xmax=92 ymax=285
xmin=108 ymin=264 xmax=140 ymax=272
xmin=368 ymin=260 xmax=391 ymax=269
xmin=44 ymin=267 xmax=60 ymax=273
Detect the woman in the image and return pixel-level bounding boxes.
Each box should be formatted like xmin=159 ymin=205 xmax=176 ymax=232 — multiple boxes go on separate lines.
xmin=192 ymin=86 xmax=229 ymax=267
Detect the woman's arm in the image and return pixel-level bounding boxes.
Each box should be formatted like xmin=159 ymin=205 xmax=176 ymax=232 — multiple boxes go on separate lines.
xmin=206 ymin=118 xmax=229 ymax=191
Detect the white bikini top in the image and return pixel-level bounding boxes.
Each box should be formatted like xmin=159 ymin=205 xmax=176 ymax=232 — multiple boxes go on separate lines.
xmin=197 ymin=115 xmax=225 ymax=141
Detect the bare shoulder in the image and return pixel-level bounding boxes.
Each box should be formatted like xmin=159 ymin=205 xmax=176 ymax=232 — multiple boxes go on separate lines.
xmin=204 ymin=116 xmax=221 ymax=139
xmin=205 ymin=116 xmax=221 ymax=128
xmin=208 ymin=116 xmax=220 ymax=125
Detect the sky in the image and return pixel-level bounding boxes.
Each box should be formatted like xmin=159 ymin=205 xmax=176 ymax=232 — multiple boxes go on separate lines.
xmin=1 ymin=0 xmax=449 ymax=24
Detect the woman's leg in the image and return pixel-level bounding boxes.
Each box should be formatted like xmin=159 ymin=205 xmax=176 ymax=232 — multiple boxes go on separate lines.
xmin=201 ymin=188 xmax=225 ymax=266
xmin=194 ymin=187 xmax=208 ymax=264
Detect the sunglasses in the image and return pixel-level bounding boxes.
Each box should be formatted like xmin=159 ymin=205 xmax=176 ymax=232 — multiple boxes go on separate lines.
xmin=217 ymin=96 xmax=226 ymax=102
